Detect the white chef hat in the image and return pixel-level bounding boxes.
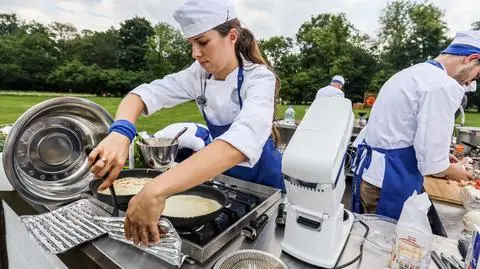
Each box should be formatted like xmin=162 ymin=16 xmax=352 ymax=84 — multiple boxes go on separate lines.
xmin=173 ymin=0 xmax=238 ymax=38
xmin=331 ymin=75 xmax=345 ymax=85
xmin=442 ymin=31 xmax=480 ymax=56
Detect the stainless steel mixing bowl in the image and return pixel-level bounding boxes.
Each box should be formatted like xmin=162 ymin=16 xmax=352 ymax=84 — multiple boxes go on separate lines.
xmin=136 ymin=138 xmax=179 ymax=171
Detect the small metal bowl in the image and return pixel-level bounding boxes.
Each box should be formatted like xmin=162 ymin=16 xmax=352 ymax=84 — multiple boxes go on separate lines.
xmin=136 ymin=138 xmax=179 ymax=171
xmin=213 ymin=249 xmax=289 ymax=269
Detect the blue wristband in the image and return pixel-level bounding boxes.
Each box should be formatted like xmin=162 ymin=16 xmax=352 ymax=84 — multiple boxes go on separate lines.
xmin=108 ymin=120 xmax=137 ymax=142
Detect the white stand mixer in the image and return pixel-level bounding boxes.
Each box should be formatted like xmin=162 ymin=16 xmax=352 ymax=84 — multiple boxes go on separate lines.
xmin=281 ymin=97 xmax=355 ymax=268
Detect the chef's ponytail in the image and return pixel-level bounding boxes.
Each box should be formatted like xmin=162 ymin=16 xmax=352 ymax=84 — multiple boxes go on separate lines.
xmin=214 ymin=19 xmax=281 ymax=145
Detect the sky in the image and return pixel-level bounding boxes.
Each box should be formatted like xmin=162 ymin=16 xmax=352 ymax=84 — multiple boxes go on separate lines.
xmin=1 ymin=0 xmax=478 ymax=39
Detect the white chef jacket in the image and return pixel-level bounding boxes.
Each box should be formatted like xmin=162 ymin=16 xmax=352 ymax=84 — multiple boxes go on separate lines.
xmin=315 ymin=85 xmax=345 ymax=98
xmin=361 ymin=62 xmax=464 ymax=188
xmin=130 ymin=60 xmax=276 ymax=167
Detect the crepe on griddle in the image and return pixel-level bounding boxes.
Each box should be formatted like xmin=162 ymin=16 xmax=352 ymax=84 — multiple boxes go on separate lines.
xmin=163 ymin=195 xmax=222 ymax=218
xmin=98 ymin=177 xmax=151 ymax=196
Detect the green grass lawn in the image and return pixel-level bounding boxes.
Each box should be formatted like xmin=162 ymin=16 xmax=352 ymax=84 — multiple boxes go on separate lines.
xmin=1 ymin=94 xmax=480 ymax=133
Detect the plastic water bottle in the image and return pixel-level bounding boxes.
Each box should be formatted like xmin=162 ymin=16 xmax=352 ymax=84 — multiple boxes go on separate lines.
xmin=284 ymin=105 xmax=295 ymax=124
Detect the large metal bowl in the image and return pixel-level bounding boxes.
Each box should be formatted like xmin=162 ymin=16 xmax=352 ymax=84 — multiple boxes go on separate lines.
xmin=213 ymin=250 xmax=289 ymax=269
xmin=2 ymin=97 xmax=113 ymax=205
xmin=137 ymin=138 xmax=179 ymax=171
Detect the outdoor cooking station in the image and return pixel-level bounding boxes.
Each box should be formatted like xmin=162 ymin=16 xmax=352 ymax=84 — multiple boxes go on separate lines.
xmin=0 ymin=178 xmax=466 ymax=269
xmin=0 ymin=97 xmax=471 ymax=269
xmin=0 ymin=173 xmax=284 ymax=269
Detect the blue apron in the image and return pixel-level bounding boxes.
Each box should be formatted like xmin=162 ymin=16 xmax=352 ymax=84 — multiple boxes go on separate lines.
xmin=200 ymin=66 xmax=285 ymax=191
xmin=351 ymin=142 xmax=423 ymax=220
xmin=351 ymin=60 xmax=443 ymax=219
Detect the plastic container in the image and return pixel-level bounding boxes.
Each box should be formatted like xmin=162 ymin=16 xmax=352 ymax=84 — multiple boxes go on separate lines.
xmin=388 ymin=192 xmax=433 ymax=269
xmin=284 ymin=106 xmax=295 ymax=124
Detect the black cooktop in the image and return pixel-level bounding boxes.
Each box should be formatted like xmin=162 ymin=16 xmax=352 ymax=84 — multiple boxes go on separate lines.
xmin=115 ymin=181 xmax=262 ymax=246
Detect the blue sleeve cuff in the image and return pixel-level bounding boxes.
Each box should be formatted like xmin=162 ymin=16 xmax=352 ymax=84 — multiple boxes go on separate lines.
xmin=108 ymin=120 xmax=137 ymax=142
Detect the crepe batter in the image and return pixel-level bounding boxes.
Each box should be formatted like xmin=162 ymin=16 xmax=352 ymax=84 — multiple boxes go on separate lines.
xmin=163 ymin=195 xmax=222 ymax=218
xmin=98 ymin=177 xmax=151 ymax=196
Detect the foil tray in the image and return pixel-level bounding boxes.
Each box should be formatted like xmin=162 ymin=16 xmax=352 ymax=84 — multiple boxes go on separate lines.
xmin=94 ymin=216 xmax=186 ymax=268
xmin=20 ymin=199 xmax=110 ymax=254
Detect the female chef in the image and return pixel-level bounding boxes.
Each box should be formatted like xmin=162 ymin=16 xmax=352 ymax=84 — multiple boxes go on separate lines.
xmin=88 ymin=0 xmax=284 ymax=245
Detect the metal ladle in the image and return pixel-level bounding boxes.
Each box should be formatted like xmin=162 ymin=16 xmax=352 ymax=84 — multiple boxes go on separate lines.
xmin=170 ymin=127 xmax=188 ymax=145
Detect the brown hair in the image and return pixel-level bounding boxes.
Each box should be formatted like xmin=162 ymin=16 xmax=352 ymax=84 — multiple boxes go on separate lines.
xmin=214 ymin=19 xmax=282 ymax=145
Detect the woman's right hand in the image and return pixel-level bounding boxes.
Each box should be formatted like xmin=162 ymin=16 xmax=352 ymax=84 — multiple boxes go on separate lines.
xmin=445 ymin=159 xmax=474 ymax=182
xmin=88 ymin=132 xmax=131 ymax=191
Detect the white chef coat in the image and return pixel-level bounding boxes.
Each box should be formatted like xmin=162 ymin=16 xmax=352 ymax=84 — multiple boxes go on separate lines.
xmin=315 ymin=85 xmax=345 ymax=98
xmin=154 ymin=122 xmax=210 ymax=151
xmin=130 ymin=60 xmax=276 ymax=167
xmin=361 ymin=62 xmax=464 ymax=188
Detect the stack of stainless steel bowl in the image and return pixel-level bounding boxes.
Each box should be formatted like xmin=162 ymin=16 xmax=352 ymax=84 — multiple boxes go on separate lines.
xmin=2 ymin=97 xmax=113 ymax=205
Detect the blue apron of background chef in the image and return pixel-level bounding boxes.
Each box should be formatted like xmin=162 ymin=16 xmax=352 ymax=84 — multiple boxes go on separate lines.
xmin=351 ymin=60 xmax=443 ymax=219
xmin=200 ymin=66 xmax=285 ymax=191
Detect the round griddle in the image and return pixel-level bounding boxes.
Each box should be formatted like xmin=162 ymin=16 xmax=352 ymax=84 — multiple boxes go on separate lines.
xmin=164 ymin=184 xmax=228 ymax=228
xmin=90 ymin=168 xmax=162 ymax=205
xmin=90 ymin=169 xmax=228 ymax=228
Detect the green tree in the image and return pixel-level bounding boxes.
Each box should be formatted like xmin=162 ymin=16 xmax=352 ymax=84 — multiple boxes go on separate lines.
xmin=294 ymin=13 xmax=377 ymax=102
xmin=117 ymin=17 xmax=155 ymax=71
xmin=49 ymin=22 xmax=77 ymax=41
xmin=0 ymin=36 xmax=26 ymax=87
xmin=259 ymin=36 xmax=302 ymax=103
xmin=47 ymin=60 xmax=105 ymax=93
xmin=0 ymin=19 xmax=58 ymax=90
xmin=259 ymin=36 xmax=294 ymax=68
xmin=0 ymin=13 xmax=22 ymax=36
xmin=146 ymin=22 xmax=191 ymax=76
xmin=377 ymin=0 xmax=448 ymax=70
xmin=48 ymin=22 xmax=78 ymax=62
xmin=68 ymin=28 xmax=119 ymax=68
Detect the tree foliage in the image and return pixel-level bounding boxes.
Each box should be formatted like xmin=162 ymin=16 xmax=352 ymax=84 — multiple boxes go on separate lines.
xmin=0 ymin=2 xmax=466 ymax=104
xmin=117 ymin=17 xmax=155 ymax=71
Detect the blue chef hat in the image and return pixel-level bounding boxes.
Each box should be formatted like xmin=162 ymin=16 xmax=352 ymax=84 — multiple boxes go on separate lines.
xmin=442 ymin=31 xmax=480 ymax=56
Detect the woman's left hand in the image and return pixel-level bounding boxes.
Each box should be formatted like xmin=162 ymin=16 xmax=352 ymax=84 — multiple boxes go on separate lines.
xmin=124 ymin=183 xmax=166 ymax=246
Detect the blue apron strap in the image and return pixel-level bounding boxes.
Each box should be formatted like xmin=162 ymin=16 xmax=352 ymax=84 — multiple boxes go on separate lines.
xmin=426 ymin=59 xmax=444 ymax=71
xmin=200 ymin=74 xmax=213 ymax=120
xmin=237 ymin=66 xmax=244 ymax=109
xmin=351 ymin=142 xmax=370 ymax=213
xmin=351 ymin=140 xmax=387 ymax=213
xmin=201 ymin=67 xmax=245 ymax=120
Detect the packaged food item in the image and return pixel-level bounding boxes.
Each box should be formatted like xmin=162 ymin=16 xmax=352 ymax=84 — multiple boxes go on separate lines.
xmin=388 ymin=191 xmax=433 ymax=269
